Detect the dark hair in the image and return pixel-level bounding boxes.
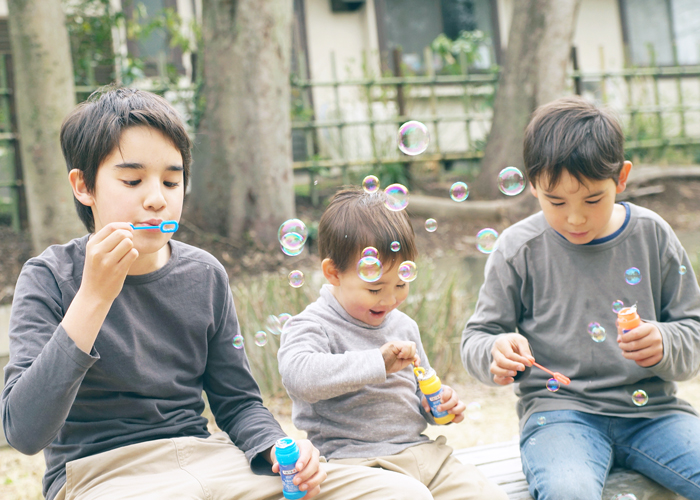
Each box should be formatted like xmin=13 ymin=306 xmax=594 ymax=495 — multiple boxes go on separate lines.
xmin=523 ymin=96 xmax=625 ymax=191
xmin=318 ymin=188 xmax=417 ymax=273
xmin=60 ymin=87 xmax=192 ymax=232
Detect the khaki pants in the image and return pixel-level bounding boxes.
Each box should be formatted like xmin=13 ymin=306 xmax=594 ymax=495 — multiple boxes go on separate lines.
xmin=331 ymin=436 xmax=508 ymax=500
xmin=54 ymin=432 xmax=435 ymax=500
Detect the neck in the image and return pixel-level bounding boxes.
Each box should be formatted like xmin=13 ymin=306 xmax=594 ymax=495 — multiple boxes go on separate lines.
xmin=127 ymin=242 xmax=171 ymax=275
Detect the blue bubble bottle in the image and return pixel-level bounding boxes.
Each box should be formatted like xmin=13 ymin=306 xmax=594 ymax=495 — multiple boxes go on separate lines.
xmin=275 ymin=437 xmax=307 ymax=499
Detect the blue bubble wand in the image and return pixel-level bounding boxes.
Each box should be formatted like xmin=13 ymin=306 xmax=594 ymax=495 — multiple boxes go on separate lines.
xmin=130 ymin=220 xmax=179 ymax=233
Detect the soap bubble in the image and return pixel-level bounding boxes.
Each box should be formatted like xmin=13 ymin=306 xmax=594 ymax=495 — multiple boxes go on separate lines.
xmin=466 ymin=402 xmax=482 ymax=421
xmin=362 ymin=246 xmax=379 ymax=258
xmin=476 ymin=228 xmax=499 ymax=254
xmin=450 ymin=182 xmax=469 ymax=202
xmin=362 ymin=175 xmax=379 ymax=193
xmin=266 ymin=315 xmax=282 ymax=335
xmin=232 ymin=335 xmax=244 ymax=349
xmin=281 ymin=244 xmax=304 ymax=257
xmin=397 ymin=120 xmax=429 ymax=156
xmin=612 ymin=300 xmax=625 ymax=314
xmin=498 ymin=167 xmax=525 ymax=196
xmin=384 ymin=184 xmax=409 ymax=211
xmin=398 ymin=261 xmax=418 ymax=282
xmin=632 ymin=389 xmax=648 ymax=406
xmin=425 ymin=218 xmax=437 ymax=232
xmin=255 ymin=331 xmax=268 ymax=347
xmin=278 ymin=219 xmax=308 ymax=251
xmin=288 ymin=270 xmax=304 ymax=288
xmin=587 ymin=322 xmax=606 ymax=343
xmin=625 ymin=267 xmax=641 ymax=285
xmin=278 ymin=313 xmax=292 ymax=328
xmin=613 ymin=494 xmax=638 ymax=500
xmin=537 ymin=416 xmax=546 ymax=426
xmin=529 ymin=437 xmax=536 ymax=446
xmin=679 ymin=265 xmax=687 ymax=275
xmin=391 ymin=241 xmax=401 ymax=252
xmin=357 ymin=256 xmax=383 ymax=283
xmin=546 ymin=378 xmax=560 ymax=392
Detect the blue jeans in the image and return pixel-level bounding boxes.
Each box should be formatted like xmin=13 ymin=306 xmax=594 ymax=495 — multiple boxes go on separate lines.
xmin=520 ymin=410 xmax=700 ymax=500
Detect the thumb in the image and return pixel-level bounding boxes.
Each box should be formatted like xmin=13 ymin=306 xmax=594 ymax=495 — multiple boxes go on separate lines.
xmin=421 ymin=395 xmax=430 ymax=413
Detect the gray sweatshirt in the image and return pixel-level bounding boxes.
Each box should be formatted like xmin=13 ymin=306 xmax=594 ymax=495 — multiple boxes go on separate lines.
xmin=278 ymin=285 xmax=434 ymax=459
xmin=462 ymin=203 xmax=700 ymax=430
xmin=2 ymin=236 xmax=286 ymax=500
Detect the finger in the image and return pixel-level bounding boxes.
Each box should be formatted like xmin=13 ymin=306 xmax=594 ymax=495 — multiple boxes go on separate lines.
xmin=271 ymin=463 xmax=279 ymax=474
xmin=490 ymin=361 xmax=517 ymax=379
xmin=512 ymin=338 xmax=534 ymax=363
xmin=619 ymin=336 xmax=655 ymax=353
xmin=299 ymin=464 xmax=326 ymax=492
xmin=452 ymin=413 xmax=465 ymax=424
xmin=636 ymin=353 xmax=663 ymax=367
xmin=294 ymin=442 xmax=314 ymax=476
xmin=117 ymin=247 xmax=139 ymax=267
xmin=448 ymin=399 xmax=466 ymax=416
xmin=413 ymin=356 xmax=420 ymax=366
xmin=618 ymin=326 xmax=653 ymax=343
xmin=293 ymin=445 xmax=319 ymax=484
xmin=89 ymin=222 xmax=133 ymax=245
xmin=302 ymin=485 xmax=322 ymax=499
xmin=95 ymin=229 xmax=135 ymax=255
xmin=493 ymin=374 xmax=514 ymax=385
xmin=493 ymin=351 xmax=527 ymax=372
xmin=621 ymin=345 xmax=661 ymax=361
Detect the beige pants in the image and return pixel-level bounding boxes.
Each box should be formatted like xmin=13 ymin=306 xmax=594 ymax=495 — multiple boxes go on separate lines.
xmin=54 ymin=432 xmax=435 ymax=500
xmin=330 ymin=436 xmax=508 ymax=500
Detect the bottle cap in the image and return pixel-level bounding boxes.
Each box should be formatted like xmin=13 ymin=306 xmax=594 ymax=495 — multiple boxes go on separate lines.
xmin=413 ymin=366 xmax=436 ymax=381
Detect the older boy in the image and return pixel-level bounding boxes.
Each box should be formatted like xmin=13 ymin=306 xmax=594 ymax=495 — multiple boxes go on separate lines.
xmin=1 ymin=88 xmax=418 ymax=500
xmin=462 ymin=96 xmax=700 ymax=500
xmin=278 ymin=188 xmax=508 ymax=500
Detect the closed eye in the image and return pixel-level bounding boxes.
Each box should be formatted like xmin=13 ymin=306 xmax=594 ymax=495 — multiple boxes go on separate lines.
xmin=164 ymin=181 xmax=180 ymax=188
xmin=550 ymin=201 xmax=564 ymax=207
xmin=369 ymin=289 xmax=380 ymax=294
xmin=123 ymin=180 xmax=141 ymax=186
xmin=586 ymin=198 xmax=602 ymax=204
xmin=397 ymin=284 xmax=406 ymax=289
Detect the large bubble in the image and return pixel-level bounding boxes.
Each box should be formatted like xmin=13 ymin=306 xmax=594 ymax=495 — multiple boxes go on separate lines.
xmin=398 ymin=261 xmax=418 ymax=282
xmin=266 ymin=315 xmax=282 ymax=335
xmin=450 ymin=182 xmax=469 ymax=202
xmin=384 ymin=184 xmax=409 ymax=211
xmin=397 ymin=120 xmax=429 ymax=156
xmin=278 ymin=219 xmax=308 ymax=255
xmin=497 ymin=167 xmax=525 ymax=196
xmin=362 ymin=175 xmax=379 ymax=193
xmin=357 ymin=256 xmax=383 ymax=283
xmin=476 ymin=228 xmax=499 ymax=254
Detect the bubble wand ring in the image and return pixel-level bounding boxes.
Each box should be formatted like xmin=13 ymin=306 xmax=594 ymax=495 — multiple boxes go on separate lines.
xmin=129 ymin=220 xmax=179 ymax=233
xmin=531 ymin=361 xmax=571 ymax=385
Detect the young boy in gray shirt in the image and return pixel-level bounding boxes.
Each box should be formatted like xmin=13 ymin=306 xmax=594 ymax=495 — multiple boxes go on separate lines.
xmin=462 ymin=96 xmax=700 ymax=500
xmin=278 ymin=188 xmax=507 ymax=500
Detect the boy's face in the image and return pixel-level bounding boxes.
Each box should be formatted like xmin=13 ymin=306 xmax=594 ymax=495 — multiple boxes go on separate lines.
xmin=323 ymin=255 xmax=410 ymax=327
xmin=529 ymin=162 xmax=631 ymax=244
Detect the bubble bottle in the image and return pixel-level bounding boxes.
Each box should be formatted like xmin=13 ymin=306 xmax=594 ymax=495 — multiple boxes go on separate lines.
xmin=618 ymin=304 xmax=641 ymax=333
xmin=413 ymin=366 xmax=455 ymax=425
xmin=275 ymin=437 xmax=307 ymax=499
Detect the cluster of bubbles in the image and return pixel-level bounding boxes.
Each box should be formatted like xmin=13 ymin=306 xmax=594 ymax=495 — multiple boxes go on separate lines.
xmin=278 ymin=218 xmax=308 ymax=257
xmin=398 ymin=261 xmax=418 ymax=282
xmin=587 ymin=322 xmax=607 ymax=343
xmin=232 ymin=313 xmax=292 ymax=350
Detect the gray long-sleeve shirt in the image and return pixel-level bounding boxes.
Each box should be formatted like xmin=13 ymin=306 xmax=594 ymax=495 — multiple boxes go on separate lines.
xmin=2 ymin=236 xmax=286 ymax=500
xmin=462 ymin=203 xmax=700 ymax=430
xmin=277 ymin=285 xmax=434 ymax=459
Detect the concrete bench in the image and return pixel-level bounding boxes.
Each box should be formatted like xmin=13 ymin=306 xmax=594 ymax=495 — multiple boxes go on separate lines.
xmin=453 ymin=439 xmax=687 ymax=500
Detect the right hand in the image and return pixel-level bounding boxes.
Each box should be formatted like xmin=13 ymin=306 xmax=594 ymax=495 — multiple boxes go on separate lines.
xmin=81 ymin=223 xmax=139 ymax=303
xmin=490 ymin=333 xmax=533 ymax=385
xmin=380 ymin=341 xmax=418 ymax=374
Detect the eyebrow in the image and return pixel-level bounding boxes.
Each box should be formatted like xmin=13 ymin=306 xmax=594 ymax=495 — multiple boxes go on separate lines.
xmin=114 ymin=162 xmax=184 ymax=172
xmin=543 ymin=190 xmax=605 ymax=200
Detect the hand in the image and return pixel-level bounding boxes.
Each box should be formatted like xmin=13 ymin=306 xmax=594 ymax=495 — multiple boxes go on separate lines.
xmin=82 ymin=223 xmax=139 ymax=303
xmin=490 ymin=333 xmax=533 ymax=385
xmin=270 ymin=439 xmax=326 ymax=498
xmin=617 ymin=322 xmax=663 ymax=367
xmin=421 ymin=385 xmax=466 ymax=423
xmin=380 ymin=341 xmax=418 ymax=374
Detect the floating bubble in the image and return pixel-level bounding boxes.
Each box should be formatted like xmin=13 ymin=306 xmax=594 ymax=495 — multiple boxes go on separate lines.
xmin=255 ymin=331 xmax=268 ymax=347
xmin=384 ymin=183 xmax=409 ymax=211
xmin=679 ymin=265 xmax=687 ymax=275
xmin=466 ymin=401 xmax=482 ymax=421
xmin=625 ymin=267 xmax=641 ymax=285
xmin=391 ymin=241 xmax=401 ymax=252
xmin=281 ymin=244 xmax=304 ymax=257
xmin=288 ymin=270 xmax=304 ymax=288
xmin=278 ymin=313 xmax=292 ymax=328
xmin=398 ymin=261 xmax=418 ymax=282
xmin=362 ymin=246 xmax=379 ymax=258
xmin=612 ymin=300 xmax=625 ymax=314
xmin=632 ymin=389 xmax=648 ymax=407
xmin=397 ymin=120 xmax=429 ymax=156
xmin=529 ymin=437 xmax=536 ymax=446
xmin=357 ymin=256 xmax=383 ymax=283
xmin=278 ymin=219 xmax=308 ymax=251
xmin=425 ymin=218 xmax=438 ymax=232
xmin=587 ymin=322 xmax=606 ymax=343
xmin=232 ymin=335 xmax=244 ymax=349
xmin=362 ymin=175 xmax=379 ymax=193
xmin=498 ymin=167 xmax=525 ymax=196
xmin=537 ymin=416 xmax=546 ymax=426
xmin=266 ymin=315 xmax=282 ymax=335
xmin=613 ymin=494 xmax=638 ymax=500
xmin=476 ymin=228 xmax=499 ymax=254
xmin=450 ymin=182 xmax=469 ymax=202
xmin=546 ymin=378 xmax=560 ymax=392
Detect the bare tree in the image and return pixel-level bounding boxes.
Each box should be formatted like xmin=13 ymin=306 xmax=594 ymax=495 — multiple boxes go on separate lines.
xmin=189 ymin=0 xmax=295 ymax=246
xmin=473 ymin=0 xmax=581 ymax=198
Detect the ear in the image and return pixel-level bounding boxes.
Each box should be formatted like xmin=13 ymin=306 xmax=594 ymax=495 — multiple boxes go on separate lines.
xmin=616 ymin=161 xmax=632 ymax=194
xmin=68 ymin=169 xmax=95 ymax=207
xmin=529 ymin=182 xmax=539 ymax=198
xmin=322 ymin=258 xmax=342 ymax=286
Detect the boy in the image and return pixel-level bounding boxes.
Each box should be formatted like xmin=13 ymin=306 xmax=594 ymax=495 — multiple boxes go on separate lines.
xmin=462 ymin=96 xmax=700 ymax=500
xmin=1 ymin=88 xmax=419 ymax=500
xmin=278 ymin=188 xmax=508 ymax=500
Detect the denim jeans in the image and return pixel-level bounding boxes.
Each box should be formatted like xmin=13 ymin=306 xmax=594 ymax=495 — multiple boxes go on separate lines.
xmin=519 ymin=410 xmax=700 ymax=500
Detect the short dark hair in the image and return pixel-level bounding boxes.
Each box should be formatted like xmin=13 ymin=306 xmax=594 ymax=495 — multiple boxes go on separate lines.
xmin=318 ymin=188 xmax=417 ymax=273
xmin=60 ymin=87 xmax=192 ymax=232
xmin=523 ymin=96 xmax=625 ymax=191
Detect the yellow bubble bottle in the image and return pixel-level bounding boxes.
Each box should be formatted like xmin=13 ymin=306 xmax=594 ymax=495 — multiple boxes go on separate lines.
xmin=413 ymin=367 xmax=454 ymax=425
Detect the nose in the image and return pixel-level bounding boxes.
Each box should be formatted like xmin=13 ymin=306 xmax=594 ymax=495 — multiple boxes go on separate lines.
xmin=380 ymin=293 xmax=397 ymax=307
xmin=143 ymin=179 xmax=167 ymax=212
xmin=567 ymin=210 xmax=585 ymax=227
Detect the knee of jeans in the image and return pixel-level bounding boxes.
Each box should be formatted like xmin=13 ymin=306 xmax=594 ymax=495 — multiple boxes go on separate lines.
xmin=532 ymin=474 xmax=602 ymax=500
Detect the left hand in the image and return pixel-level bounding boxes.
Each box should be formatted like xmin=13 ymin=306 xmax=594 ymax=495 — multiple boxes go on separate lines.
xmin=421 ymin=385 xmax=466 ymax=423
xmin=270 ymin=439 xmax=326 ymax=498
xmin=617 ymin=321 xmax=664 ymax=367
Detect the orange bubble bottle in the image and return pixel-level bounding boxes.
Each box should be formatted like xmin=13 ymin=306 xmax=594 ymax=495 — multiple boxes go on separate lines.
xmin=618 ymin=304 xmax=641 ymax=333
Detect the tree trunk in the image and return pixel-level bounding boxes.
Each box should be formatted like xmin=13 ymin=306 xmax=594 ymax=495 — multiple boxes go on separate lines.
xmin=8 ymin=0 xmax=84 ymax=254
xmin=473 ymin=0 xmax=581 ymax=198
xmin=190 ymin=0 xmax=295 ymax=246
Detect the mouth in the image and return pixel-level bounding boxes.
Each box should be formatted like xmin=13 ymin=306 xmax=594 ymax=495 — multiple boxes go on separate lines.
xmin=369 ymin=309 xmax=386 ymax=318
xmin=568 ymin=231 xmax=589 ymax=238
xmin=133 ymin=219 xmax=163 ymax=230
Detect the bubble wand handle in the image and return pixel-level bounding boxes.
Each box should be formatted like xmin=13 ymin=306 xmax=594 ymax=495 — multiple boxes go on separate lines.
xmin=531 ymin=361 xmax=571 ymax=385
xmin=129 ymin=220 xmax=179 ymax=233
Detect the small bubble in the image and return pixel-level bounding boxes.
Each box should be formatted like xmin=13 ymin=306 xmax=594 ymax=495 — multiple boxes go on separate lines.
xmin=625 ymin=267 xmax=641 ymax=285
xmin=450 ymin=182 xmax=469 ymax=202
xmin=476 ymin=228 xmax=499 ymax=254
xmin=632 ymin=389 xmax=648 ymax=406
xmin=466 ymin=401 xmax=482 ymax=421
xmin=384 ymin=184 xmax=409 ymax=211
xmin=612 ymin=300 xmax=625 ymax=314
xmin=357 ymin=256 xmax=383 ymax=283
xmin=546 ymin=378 xmax=560 ymax=392
xmin=288 ymin=270 xmax=304 ymax=288
xmin=397 ymin=120 xmax=429 ymax=156
xmin=537 ymin=416 xmax=546 ymax=426
xmin=679 ymin=265 xmax=687 ymax=275
xmin=266 ymin=315 xmax=282 ymax=335
xmin=398 ymin=261 xmax=418 ymax=282
xmin=587 ymin=322 xmax=606 ymax=343
xmin=255 ymin=331 xmax=268 ymax=347
xmin=362 ymin=175 xmax=379 ymax=193
xmin=278 ymin=313 xmax=292 ymax=328
xmin=497 ymin=167 xmax=525 ymax=196
xmin=362 ymin=246 xmax=379 ymax=258
xmin=232 ymin=335 xmax=244 ymax=349
xmin=391 ymin=241 xmax=401 ymax=252
xmin=425 ymin=218 xmax=437 ymax=232
xmin=529 ymin=437 xmax=536 ymax=446
xmin=314 ymin=180 xmax=319 ymax=185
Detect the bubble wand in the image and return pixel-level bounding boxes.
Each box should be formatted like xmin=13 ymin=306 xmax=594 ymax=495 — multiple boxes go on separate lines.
xmin=530 ymin=361 xmax=571 ymax=385
xmin=130 ymin=220 xmax=179 ymax=233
